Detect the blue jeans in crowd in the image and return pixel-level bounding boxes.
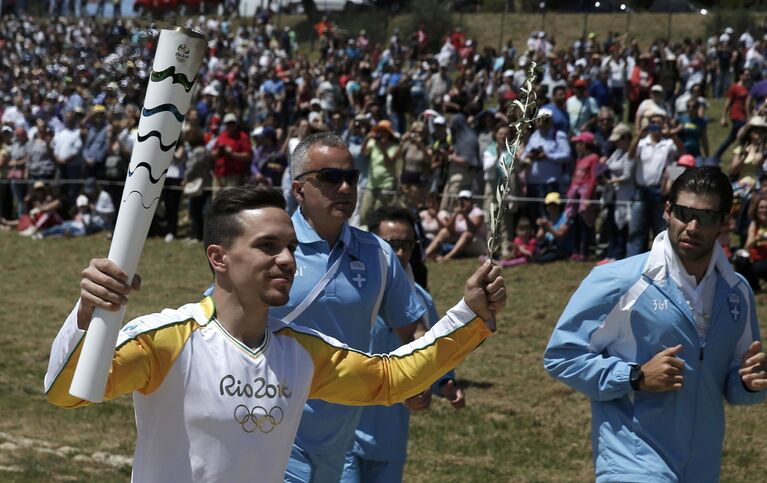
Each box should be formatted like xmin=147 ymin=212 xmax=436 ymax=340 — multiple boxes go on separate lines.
xmin=627 ymin=185 xmax=666 ymax=257
xmin=713 ymin=119 xmax=747 ymax=163
xmin=604 ymin=203 xmax=628 ymax=260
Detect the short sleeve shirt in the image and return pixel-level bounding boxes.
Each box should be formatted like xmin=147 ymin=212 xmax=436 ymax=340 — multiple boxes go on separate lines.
xmin=268 ymin=211 xmax=426 ymax=455
xmin=635 ymin=137 xmax=677 ymax=187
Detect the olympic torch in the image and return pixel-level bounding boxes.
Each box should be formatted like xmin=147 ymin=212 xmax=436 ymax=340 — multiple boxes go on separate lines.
xmin=69 ymin=28 xmax=206 ymax=402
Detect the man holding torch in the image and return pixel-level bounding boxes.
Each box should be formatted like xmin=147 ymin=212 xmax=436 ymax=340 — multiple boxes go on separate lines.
xmin=44 ymin=185 xmax=505 ymax=482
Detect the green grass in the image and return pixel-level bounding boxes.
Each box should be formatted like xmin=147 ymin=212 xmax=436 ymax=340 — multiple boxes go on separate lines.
xmin=0 ymin=97 xmax=764 ymax=481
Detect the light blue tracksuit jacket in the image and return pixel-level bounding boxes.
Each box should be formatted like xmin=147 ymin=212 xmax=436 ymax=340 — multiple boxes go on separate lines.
xmin=544 ymin=232 xmax=765 ymax=483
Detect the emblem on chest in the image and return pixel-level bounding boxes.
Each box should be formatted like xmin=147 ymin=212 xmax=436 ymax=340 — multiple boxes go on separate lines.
xmin=728 ymin=293 xmax=741 ymax=322
xmin=350 ymin=260 xmax=367 ymax=289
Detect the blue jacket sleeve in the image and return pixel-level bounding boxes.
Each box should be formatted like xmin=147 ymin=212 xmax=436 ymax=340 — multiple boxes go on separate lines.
xmin=545 ymin=131 xmax=572 ymax=163
xmin=725 ymin=283 xmax=767 ymax=405
xmin=543 ymin=267 xmax=636 ymax=401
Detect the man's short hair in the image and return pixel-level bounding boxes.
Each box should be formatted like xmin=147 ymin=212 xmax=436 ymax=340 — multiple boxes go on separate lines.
xmin=668 ymin=166 xmax=733 ymax=214
xmin=203 ymin=185 xmax=286 ymax=252
xmin=368 ymin=206 xmax=415 ymax=235
xmin=290 ymin=132 xmax=348 ymax=179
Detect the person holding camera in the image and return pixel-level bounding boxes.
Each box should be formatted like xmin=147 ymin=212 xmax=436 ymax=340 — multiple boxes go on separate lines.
xmin=522 ymin=108 xmax=572 ymax=220
xmin=627 ymin=109 xmax=683 ymax=256
xmin=359 ymin=120 xmax=400 ymax=226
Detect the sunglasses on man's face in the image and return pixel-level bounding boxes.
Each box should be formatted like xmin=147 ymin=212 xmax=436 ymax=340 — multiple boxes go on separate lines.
xmin=295 ymin=168 xmax=360 ymax=186
xmin=670 ymin=203 xmax=724 ymax=227
xmin=384 ymin=239 xmax=417 ymax=252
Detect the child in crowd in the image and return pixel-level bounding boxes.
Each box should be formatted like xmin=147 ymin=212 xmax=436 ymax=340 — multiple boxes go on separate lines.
xmin=535 ymin=192 xmax=573 ymax=263
xmin=501 ymin=217 xmax=537 ymax=268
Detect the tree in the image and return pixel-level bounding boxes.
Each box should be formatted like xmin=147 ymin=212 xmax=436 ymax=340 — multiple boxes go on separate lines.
xmin=301 ymin=0 xmax=319 ymax=20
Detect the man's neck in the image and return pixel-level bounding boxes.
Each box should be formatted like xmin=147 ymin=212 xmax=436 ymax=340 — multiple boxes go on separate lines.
xmin=303 ymin=210 xmax=344 ymax=247
xmin=213 ymin=287 xmax=269 ymax=349
xmin=681 ymin=252 xmax=714 ymax=285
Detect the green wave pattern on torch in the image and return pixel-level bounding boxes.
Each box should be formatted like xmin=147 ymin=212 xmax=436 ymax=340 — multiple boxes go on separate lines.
xmin=150 ymin=66 xmax=199 ymax=92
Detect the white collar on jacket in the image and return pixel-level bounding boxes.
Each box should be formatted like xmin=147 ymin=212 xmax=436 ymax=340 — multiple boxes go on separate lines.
xmin=642 ymin=230 xmax=739 ymax=289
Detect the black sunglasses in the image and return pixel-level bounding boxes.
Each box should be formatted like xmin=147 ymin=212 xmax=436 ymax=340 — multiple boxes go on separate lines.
xmin=384 ymin=239 xmax=417 ymax=251
xmin=295 ymin=168 xmax=360 ymax=186
xmin=670 ymin=204 xmax=724 ymax=227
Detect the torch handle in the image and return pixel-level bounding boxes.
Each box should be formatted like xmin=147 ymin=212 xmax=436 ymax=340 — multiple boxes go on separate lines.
xmin=68 ymin=306 xmax=127 ymax=402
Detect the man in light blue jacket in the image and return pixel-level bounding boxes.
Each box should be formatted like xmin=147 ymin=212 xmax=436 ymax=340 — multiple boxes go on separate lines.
xmin=545 ymin=167 xmax=767 ymax=482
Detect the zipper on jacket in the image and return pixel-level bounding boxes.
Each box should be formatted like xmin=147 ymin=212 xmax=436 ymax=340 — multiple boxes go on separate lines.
xmin=699 ymin=346 xmax=704 ymax=360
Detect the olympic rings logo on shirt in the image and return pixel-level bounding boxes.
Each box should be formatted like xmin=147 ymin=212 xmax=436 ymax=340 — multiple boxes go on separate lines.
xmin=233 ymin=405 xmax=284 ymax=433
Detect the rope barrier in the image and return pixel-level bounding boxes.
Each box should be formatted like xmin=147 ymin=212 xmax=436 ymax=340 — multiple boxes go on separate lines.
xmin=0 ymin=178 xmax=637 ymax=205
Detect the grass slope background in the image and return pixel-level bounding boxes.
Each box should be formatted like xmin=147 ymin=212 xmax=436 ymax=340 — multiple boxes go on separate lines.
xmin=1 ymin=101 xmax=767 ymax=481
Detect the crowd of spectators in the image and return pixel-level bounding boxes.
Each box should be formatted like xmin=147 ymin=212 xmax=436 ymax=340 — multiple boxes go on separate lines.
xmin=3 ymin=11 xmax=767 ymax=287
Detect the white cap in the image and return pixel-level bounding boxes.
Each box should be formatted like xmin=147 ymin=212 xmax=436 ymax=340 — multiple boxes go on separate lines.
xmin=503 ymin=69 xmax=514 ymax=77
xmin=251 ymin=126 xmax=264 ymax=137
xmin=719 ymin=33 xmax=730 ymax=43
xmin=76 ymin=195 xmax=89 ymax=208
xmin=725 ymin=27 xmax=734 ymax=35
xmin=537 ymin=107 xmax=553 ymax=118
xmin=433 ymin=115 xmax=447 ymax=126
xmin=458 ymin=190 xmax=473 ymax=199
xmin=202 ymin=85 xmax=219 ymax=96
xmin=650 ymin=84 xmax=664 ymax=93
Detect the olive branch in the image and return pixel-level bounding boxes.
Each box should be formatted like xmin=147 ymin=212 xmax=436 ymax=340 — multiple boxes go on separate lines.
xmin=487 ymin=62 xmax=548 ymax=256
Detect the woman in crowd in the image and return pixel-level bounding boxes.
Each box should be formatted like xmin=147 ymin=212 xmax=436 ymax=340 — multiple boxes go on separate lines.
xmin=734 ymin=193 xmax=767 ymax=292
xmin=26 ymin=123 xmax=56 ymax=183
xmin=730 ymin=116 xmax=767 ymax=181
xmin=397 ymin=120 xmax=432 ymax=208
xmin=183 ymin=127 xmax=212 ymax=243
xmin=424 ymin=190 xmax=487 ymax=262
xmin=598 ymin=123 xmax=635 ymax=264
xmin=441 ymin=114 xmax=480 ymax=211
xmin=1 ymin=181 xmax=62 ymax=235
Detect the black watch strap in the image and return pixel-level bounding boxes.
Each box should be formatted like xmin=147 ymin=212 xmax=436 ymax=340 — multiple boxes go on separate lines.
xmin=630 ymin=364 xmax=643 ymax=391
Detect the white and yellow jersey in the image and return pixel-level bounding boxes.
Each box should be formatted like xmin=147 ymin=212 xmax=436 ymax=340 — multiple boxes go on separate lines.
xmin=44 ymin=297 xmax=490 ymax=483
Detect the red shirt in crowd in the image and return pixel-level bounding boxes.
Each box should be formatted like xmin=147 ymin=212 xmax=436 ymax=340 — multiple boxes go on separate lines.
xmin=726 ymin=83 xmax=749 ymax=122
xmin=569 ymin=153 xmax=601 ymax=197
xmin=212 ymin=129 xmax=252 ymax=178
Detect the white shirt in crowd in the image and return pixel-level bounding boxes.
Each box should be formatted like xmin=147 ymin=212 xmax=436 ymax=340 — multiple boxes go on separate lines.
xmin=635 ymin=136 xmax=677 ymax=187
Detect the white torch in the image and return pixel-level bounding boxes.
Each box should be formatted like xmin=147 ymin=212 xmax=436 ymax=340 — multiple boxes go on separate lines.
xmin=69 ymin=27 xmax=206 ymax=402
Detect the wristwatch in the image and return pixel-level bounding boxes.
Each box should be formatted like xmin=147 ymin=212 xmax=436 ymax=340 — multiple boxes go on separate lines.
xmin=629 ymin=364 xmax=644 ymax=391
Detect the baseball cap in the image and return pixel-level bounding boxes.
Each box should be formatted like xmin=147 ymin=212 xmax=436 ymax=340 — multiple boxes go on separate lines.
xmin=650 ymin=84 xmax=664 ymax=93
xmin=33 ymin=180 xmax=46 ymax=190
xmin=223 ymin=113 xmax=238 ymax=124
xmin=76 ymin=194 xmax=89 ymax=208
xmin=677 ymin=154 xmax=696 ymax=168
xmin=544 ymin=192 xmax=561 ymax=205
xmin=433 ymin=116 xmax=447 ymax=126
xmin=502 ymin=69 xmax=514 ymax=78
xmin=537 ymin=107 xmax=553 ymax=119
xmin=310 ymin=98 xmax=322 ymax=107
xmin=571 ymin=131 xmax=595 ymax=144
xmin=608 ymin=123 xmax=632 ymax=142
xmin=202 ymin=85 xmax=219 ymax=96
xmin=573 ymin=79 xmax=587 ymax=88
xmin=458 ymin=190 xmax=473 ymax=200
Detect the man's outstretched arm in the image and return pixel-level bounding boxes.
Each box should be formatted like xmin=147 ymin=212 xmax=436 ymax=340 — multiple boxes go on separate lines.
xmin=298 ymin=261 xmax=505 ymax=406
